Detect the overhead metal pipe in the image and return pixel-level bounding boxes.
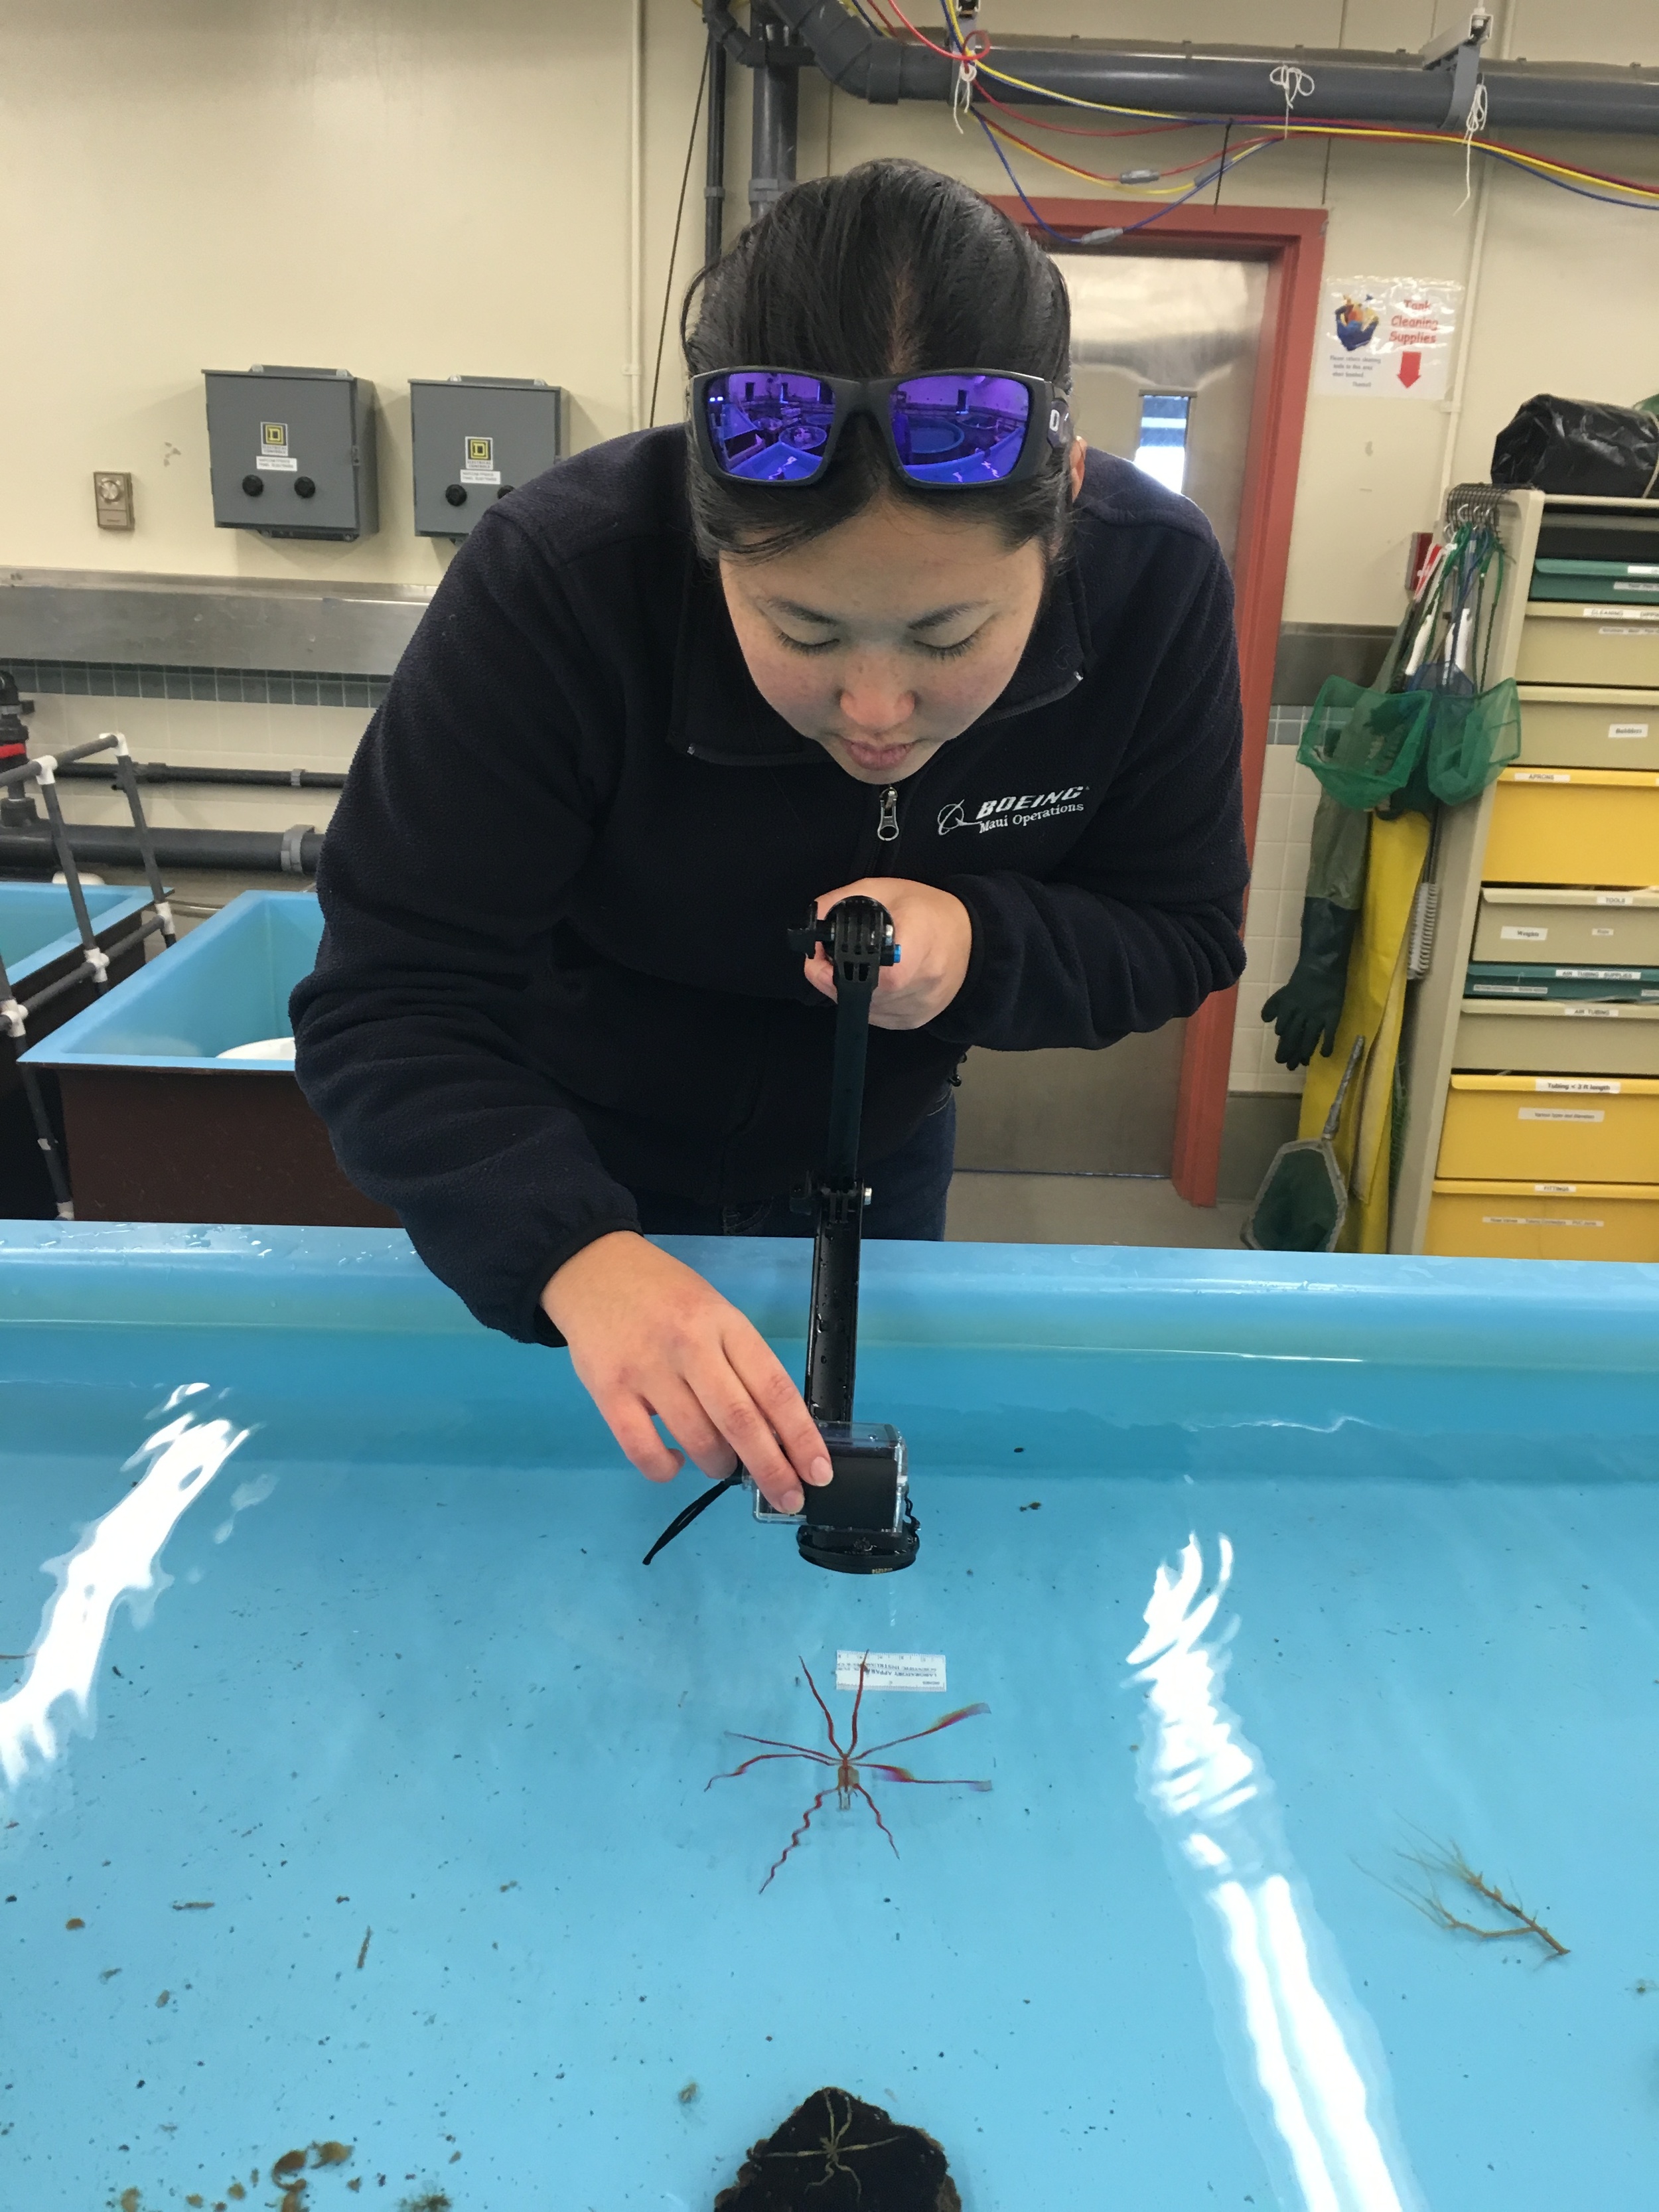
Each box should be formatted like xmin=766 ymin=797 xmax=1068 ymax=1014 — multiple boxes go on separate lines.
xmin=705 ymin=29 xmax=729 ymax=267
xmin=733 ymin=2 xmax=1659 ymax=135
xmin=749 ymin=2 xmax=801 ymax=221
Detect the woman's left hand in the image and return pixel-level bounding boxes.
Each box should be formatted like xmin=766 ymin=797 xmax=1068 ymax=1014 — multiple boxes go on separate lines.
xmin=804 ymin=877 xmax=972 ymax=1031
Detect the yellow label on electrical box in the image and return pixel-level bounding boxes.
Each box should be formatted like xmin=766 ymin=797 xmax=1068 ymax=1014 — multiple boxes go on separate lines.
xmin=260 ymin=422 xmax=288 ymax=453
xmin=466 ymin=435 xmax=494 ymax=466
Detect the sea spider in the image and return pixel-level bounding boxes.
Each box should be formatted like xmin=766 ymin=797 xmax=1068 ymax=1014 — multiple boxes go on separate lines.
xmin=708 ymin=1655 xmax=991 ymax=1891
xmin=757 ymin=2087 xmax=900 ymax=2198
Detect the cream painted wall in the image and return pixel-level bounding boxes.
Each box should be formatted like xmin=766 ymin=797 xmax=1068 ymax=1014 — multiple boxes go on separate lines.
xmin=1 ymin=0 xmax=1657 ymax=627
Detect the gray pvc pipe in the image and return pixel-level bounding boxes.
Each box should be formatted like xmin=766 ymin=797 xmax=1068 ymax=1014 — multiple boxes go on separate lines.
xmin=0 ymin=823 xmax=322 ymax=876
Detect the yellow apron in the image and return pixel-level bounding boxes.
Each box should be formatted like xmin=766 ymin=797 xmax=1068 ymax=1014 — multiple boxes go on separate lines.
xmin=1296 ymin=810 xmax=1431 ymax=1253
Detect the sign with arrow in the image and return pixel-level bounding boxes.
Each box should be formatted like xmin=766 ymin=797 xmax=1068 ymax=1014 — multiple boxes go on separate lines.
xmin=1316 ymin=275 xmax=1462 ymax=400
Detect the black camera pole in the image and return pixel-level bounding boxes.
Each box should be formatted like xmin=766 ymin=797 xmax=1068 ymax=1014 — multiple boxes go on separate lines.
xmin=643 ymin=895 xmax=916 ymax=1572
xmin=795 ymin=895 xmax=895 ymax=1426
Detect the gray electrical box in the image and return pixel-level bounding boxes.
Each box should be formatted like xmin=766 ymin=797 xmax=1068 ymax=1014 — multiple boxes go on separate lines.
xmin=204 ymin=366 xmax=378 ymax=541
xmin=410 ymin=376 xmax=563 ymax=539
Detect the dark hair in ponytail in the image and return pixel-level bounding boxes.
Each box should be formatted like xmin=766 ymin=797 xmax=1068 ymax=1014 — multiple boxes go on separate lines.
xmin=681 ymin=158 xmax=1074 ymax=563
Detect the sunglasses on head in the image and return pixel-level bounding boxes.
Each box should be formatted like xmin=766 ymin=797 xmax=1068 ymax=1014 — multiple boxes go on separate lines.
xmin=689 ymin=368 xmax=1073 ymax=490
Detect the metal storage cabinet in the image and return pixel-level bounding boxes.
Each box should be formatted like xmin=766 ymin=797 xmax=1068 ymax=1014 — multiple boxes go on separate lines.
xmin=18 ymin=891 xmax=395 ymax=1226
xmin=1483 ymin=767 xmax=1659 ymax=885
xmin=1517 ymin=687 xmax=1659 ymax=772
xmin=1438 ymin=1073 xmax=1659 ymax=1183
xmin=1425 ymin=1179 xmax=1659 ymax=1261
xmin=1515 ymin=603 xmax=1659 ymax=686
xmin=1473 ymin=888 xmax=1659 ymax=964
xmin=1394 ymin=486 xmax=1659 ymax=1254
xmin=1451 ymin=998 xmax=1659 ymax=1077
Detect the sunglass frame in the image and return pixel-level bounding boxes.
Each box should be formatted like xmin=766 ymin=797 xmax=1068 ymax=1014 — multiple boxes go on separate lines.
xmin=688 ymin=368 xmax=1073 ymax=491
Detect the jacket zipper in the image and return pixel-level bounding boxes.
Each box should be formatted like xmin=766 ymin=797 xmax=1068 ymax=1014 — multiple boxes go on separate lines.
xmin=877 ymin=784 xmax=900 ymax=846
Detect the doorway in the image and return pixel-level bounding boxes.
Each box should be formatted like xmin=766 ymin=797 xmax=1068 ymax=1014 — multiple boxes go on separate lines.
xmin=952 ymin=248 xmax=1270 ymax=1177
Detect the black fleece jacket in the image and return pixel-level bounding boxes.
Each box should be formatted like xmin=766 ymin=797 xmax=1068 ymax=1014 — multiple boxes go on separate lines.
xmin=291 ymin=428 xmax=1248 ymax=1343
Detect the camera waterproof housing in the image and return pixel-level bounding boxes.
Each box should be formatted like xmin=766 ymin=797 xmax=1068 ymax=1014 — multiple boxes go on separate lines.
xmin=752 ymin=1420 xmax=918 ymax=1574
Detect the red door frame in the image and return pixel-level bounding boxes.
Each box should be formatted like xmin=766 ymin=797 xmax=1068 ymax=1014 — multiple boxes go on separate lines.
xmin=991 ymin=196 xmax=1327 ymax=1205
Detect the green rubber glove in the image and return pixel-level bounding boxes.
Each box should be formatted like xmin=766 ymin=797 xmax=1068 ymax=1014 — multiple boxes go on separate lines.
xmin=1260 ymin=898 xmax=1358 ymax=1070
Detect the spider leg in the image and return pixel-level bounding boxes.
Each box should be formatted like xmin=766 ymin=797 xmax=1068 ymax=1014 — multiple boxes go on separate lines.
xmin=706 ymin=1747 xmax=831 ymax=1789
xmin=760 ymin=1784 xmax=835 ymax=1893
xmin=849 ymin=1778 xmax=902 ymax=1860
xmin=847 ymin=1654 xmax=871 ymax=1757
xmin=855 ymin=1759 xmax=993 ymax=1791
xmin=727 ymin=1730 xmax=838 ymax=1757
xmin=798 ymin=1657 xmax=847 ymax=1762
xmin=861 ymin=1702 xmax=990 ymax=1756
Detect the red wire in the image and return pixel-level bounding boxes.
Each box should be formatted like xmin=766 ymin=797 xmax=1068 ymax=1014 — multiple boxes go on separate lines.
xmin=981 ymin=108 xmax=1271 ymax=187
xmin=880 ymin=0 xmax=960 ymax=60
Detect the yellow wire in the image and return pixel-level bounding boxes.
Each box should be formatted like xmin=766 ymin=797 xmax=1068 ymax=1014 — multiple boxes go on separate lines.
xmin=932 ymin=3 xmax=1659 ymax=207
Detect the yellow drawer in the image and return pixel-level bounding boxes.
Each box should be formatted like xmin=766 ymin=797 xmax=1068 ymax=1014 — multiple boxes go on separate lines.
xmin=1518 ymin=685 xmax=1659 ymax=772
xmin=1437 ymin=1074 xmax=1659 ymax=1181
xmin=1427 ymin=1179 xmax=1659 ymax=1261
xmin=1473 ymin=887 xmax=1659 ymax=964
xmin=1516 ymin=603 xmax=1659 ymax=686
xmin=1453 ymin=998 xmax=1659 ymax=1077
xmin=1484 ymin=767 xmax=1659 ymax=886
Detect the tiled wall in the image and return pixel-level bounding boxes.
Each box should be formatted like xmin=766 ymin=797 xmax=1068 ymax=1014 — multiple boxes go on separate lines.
xmin=9 ymin=662 xmax=374 ymax=836
xmin=1230 ymin=706 xmax=1319 ymax=1098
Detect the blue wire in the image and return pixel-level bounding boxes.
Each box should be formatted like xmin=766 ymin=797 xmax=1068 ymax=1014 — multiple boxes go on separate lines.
xmin=977 ymin=111 xmax=1261 ymax=240
xmin=974 ymin=113 xmax=1088 ymax=238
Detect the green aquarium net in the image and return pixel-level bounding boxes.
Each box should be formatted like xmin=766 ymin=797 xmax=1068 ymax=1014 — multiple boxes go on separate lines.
xmin=1423 ymin=676 xmax=1522 ymax=806
xmin=1297 ymin=680 xmax=1433 ymax=813
xmin=1242 ymin=1142 xmax=1348 ymax=1254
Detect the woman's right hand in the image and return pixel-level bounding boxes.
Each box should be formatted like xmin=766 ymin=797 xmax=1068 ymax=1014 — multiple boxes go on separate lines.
xmin=540 ymin=1231 xmax=833 ymax=1514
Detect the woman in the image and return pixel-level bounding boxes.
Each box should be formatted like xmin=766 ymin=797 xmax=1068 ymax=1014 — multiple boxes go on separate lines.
xmin=293 ymin=159 xmax=1247 ymax=1519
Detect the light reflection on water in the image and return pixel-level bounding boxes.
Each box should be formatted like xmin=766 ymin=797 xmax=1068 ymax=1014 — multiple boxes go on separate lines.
xmin=1129 ymin=1535 xmax=1423 ymax=2212
xmin=0 ymin=1392 xmax=250 ymax=1797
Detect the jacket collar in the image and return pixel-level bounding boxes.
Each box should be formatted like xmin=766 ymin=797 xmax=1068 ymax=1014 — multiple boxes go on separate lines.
xmin=666 ymin=548 xmax=1089 ymax=768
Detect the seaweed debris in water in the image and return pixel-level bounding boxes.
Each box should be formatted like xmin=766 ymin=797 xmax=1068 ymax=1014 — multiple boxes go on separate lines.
xmin=1398 ymin=1839 xmax=1568 ymax=1958
xmin=714 ymin=2087 xmax=959 ymax=2212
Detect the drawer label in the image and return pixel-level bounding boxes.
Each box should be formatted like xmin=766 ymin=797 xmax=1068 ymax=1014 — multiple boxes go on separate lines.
xmin=1519 ymin=1107 xmax=1604 ymax=1122
xmin=1585 ymin=606 xmax=1659 ymax=621
xmin=1482 ymin=1214 xmax=1604 ymax=1228
xmin=1610 ymin=723 xmax=1651 ymax=739
xmin=1533 ymin=1183 xmax=1578 ymax=1193
xmin=1564 ymin=1004 xmax=1621 ymax=1017
xmin=1510 ymin=770 xmax=1571 ymax=782
xmin=1536 ymin=1077 xmax=1620 ymax=1092
xmin=1500 ymin=925 xmax=1548 ymax=940
xmin=1599 ymin=626 xmax=1658 ymax=636
xmin=835 ymin=1650 xmax=947 ymax=1692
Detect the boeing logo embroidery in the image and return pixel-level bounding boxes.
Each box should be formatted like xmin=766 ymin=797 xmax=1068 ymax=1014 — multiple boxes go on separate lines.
xmin=936 ymin=786 xmax=1087 ymax=836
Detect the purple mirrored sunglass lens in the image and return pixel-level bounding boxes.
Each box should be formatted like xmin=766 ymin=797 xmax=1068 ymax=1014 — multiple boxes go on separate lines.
xmin=705 ymin=372 xmax=835 ymax=480
xmin=888 ymin=374 xmax=1033 ymax=482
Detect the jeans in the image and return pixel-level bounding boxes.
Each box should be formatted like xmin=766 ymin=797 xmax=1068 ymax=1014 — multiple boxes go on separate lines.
xmin=632 ymin=1093 xmax=956 ymax=1242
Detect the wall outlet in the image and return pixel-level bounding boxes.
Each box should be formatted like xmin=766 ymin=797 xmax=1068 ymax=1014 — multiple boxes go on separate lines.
xmin=94 ymin=471 xmax=135 ymax=530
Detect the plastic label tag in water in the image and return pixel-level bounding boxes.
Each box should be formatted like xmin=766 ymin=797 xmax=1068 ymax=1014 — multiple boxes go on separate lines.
xmin=836 ymin=1650 xmax=946 ymax=1693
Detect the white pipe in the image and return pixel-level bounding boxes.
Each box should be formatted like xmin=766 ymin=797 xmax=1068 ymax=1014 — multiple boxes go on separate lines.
xmin=1435 ymin=0 xmax=1514 ymax=504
